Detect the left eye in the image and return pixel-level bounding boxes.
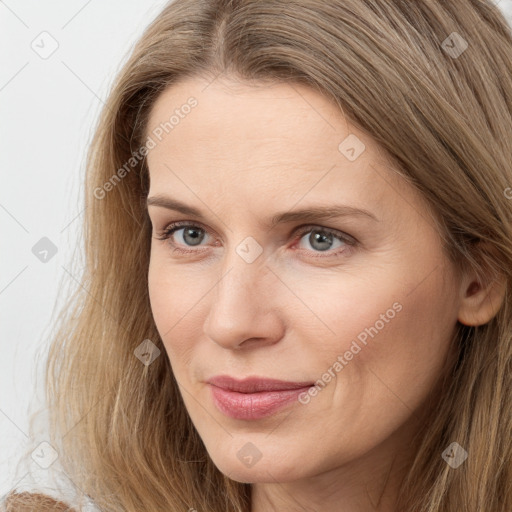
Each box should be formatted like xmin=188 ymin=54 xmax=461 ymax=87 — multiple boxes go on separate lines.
xmin=295 ymin=226 xmax=354 ymax=254
xmin=155 ymin=222 xmax=356 ymax=256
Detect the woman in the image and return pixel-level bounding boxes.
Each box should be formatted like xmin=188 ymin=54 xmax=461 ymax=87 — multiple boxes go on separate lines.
xmin=5 ymin=0 xmax=512 ymax=510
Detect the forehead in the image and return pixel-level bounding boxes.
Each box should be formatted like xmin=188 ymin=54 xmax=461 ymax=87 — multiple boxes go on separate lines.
xmin=147 ymin=76 xmax=383 ymax=161
xmin=145 ymin=76 xmax=421 ymax=222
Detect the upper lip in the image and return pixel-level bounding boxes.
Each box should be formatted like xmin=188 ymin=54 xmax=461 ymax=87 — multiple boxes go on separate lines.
xmin=207 ymin=375 xmax=313 ymax=393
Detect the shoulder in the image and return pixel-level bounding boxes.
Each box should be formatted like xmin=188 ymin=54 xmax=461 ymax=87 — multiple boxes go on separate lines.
xmin=3 ymin=491 xmax=77 ymax=511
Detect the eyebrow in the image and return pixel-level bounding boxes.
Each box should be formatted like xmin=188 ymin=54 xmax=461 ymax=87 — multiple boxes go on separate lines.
xmin=146 ymin=195 xmax=379 ymax=228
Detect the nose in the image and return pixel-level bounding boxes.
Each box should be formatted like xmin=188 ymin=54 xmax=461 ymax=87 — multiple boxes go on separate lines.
xmin=202 ymin=247 xmax=285 ymax=350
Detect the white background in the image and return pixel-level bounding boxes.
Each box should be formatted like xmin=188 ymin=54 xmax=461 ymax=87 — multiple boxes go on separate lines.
xmin=1 ymin=0 xmax=511 ymax=500
xmin=0 ymin=0 xmax=170 ymax=499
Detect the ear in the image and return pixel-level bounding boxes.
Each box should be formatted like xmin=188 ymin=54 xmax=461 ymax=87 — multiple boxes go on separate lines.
xmin=457 ymin=243 xmax=507 ymax=326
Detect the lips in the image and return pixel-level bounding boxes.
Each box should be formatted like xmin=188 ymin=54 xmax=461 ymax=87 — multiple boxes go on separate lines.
xmin=206 ymin=375 xmax=314 ymax=420
xmin=206 ymin=375 xmax=314 ymax=393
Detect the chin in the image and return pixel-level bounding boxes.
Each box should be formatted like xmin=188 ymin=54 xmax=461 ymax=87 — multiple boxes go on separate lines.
xmin=208 ymin=445 xmax=307 ymax=484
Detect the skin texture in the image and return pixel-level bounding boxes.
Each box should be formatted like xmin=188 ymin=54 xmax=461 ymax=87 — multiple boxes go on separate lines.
xmin=145 ymin=76 xmax=505 ymax=511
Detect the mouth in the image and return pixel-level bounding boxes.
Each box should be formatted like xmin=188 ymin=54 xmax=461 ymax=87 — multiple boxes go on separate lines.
xmin=206 ymin=375 xmax=314 ymax=420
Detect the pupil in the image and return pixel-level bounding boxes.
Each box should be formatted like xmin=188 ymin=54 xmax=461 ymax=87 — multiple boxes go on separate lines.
xmin=184 ymin=228 xmax=204 ymax=246
xmin=310 ymin=231 xmax=332 ymax=251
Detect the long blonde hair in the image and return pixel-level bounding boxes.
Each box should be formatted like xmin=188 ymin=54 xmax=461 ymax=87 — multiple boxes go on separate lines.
xmin=5 ymin=1 xmax=512 ymax=510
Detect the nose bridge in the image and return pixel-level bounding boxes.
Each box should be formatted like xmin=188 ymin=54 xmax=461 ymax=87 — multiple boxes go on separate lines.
xmin=203 ymin=240 xmax=279 ymax=348
xmin=213 ymin=241 xmax=266 ymax=318
xmin=216 ymin=233 xmax=268 ymax=303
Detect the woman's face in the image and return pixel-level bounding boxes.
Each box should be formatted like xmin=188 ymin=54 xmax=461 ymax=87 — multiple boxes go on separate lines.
xmin=146 ymin=76 xmax=463 ymax=485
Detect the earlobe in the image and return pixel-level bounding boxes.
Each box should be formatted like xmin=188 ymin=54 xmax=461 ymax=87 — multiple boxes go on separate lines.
xmin=457 ymin=270 xmax=507 ymax=327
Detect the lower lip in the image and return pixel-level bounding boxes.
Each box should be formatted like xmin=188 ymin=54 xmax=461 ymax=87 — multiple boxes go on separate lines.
xmin=209 ymin=384 xmax=311 ymax=420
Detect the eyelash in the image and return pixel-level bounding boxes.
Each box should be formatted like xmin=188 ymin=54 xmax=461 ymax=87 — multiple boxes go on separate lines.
xmin=154 ymin=220 xmax=358 ymax=258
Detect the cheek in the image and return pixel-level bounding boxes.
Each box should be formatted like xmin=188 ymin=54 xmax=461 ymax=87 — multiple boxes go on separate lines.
xmin=148 ymin=252 xmax=226 ymax=375
xmin=293 ymin=266 xmax=459 ymax=468
xmin=298 ymin=258 xmax=458 ymax=409
xmin=147 ymin=256 xmax=201 ymax=357
xmin=281 ymin=263 xmax=406 ymax=360
xmin=148 ymin=257 xmax=173 ymax=332
xmin=322 ymin=263 xmax=458 ymax=413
